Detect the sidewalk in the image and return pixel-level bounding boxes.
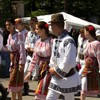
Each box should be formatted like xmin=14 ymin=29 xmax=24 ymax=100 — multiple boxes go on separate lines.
xmin=0 ymin=78 xmax=37 ymax=100
xmin=0 ymin=78 xmax=100 ymax=100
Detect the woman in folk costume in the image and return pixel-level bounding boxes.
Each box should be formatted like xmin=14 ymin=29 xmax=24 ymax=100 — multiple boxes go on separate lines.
xmin=46 ymin=13 xmax=81 ymax=100
xmin=5 ymin=19 xmax=26 ymax=100
xmin=75 ymin=27 xmax=88 ymax=96
xmin=81 ymin=25 xmax=100 ymax=100
xmin=24 ymin=21 xmax=53 ymax=100
xmin=76 ymin=27 xmax=88 ymax=74
xmin=23 ymin=17 xmax=39 ymax=95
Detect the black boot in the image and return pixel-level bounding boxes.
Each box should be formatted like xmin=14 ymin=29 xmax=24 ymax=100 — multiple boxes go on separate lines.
xmin=97 ymin=94 xmax=100 ymax=98
xmin=0 ymin=83 xmax=8 ymax=100
xmin=22 ymin=82 xmax=29 ymax=96
xmin=59 ymin=95 xmax=64 ymax=100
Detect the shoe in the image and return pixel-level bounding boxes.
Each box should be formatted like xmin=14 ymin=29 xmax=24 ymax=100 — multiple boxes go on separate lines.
xmin=74 ymin=92 xmax=80 ymax=96
xmin=59 ymin=95 xmax=64 ymax=99
xmin=22 ymin=83 xmax=29 ymax=96
xmin=97 ymin=94 xmax=100 ymax=98
xmin=1 ymin=88 xmax=9 ymax=100
xmin=22 ymin=92 xmax=28 ymax=96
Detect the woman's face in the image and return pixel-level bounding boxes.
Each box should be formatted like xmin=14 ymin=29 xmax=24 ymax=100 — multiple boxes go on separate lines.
xmin=15 ymin=23 xmax=24 ymax=32
xmin=29 ymin=20 xmax=37 ymax=30
xmin=35 ymin=24 xmax=43 ymax=37
xmin=84 ymin=29 xmax=90 ymax=39
xmin=5 ymin=21 xmax=15 ymax=32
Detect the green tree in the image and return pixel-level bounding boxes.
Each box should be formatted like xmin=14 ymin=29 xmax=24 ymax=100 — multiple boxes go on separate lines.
xmin=0 ymin=0 xmax=100 ymax=26
xmin=0 ymin=0 xmax=15 ymax=27
xmin=23 ymin=0 xmax=37 ymax=16
xmin=67 ymin=0 xmax=100 ymax=20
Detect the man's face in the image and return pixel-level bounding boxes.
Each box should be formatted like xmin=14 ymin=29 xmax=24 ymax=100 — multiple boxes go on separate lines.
xmin=51 ymin=23 xmax=58 ymax=36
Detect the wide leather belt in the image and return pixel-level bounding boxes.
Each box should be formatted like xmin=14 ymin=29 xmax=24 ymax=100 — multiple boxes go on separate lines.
xmin=79 ymin=54 xmax=84 ymax=60
xmin=27 ymin=52 xmax=33 ymax=56
xmin=65 ymin=68 xmax=76 ymax=77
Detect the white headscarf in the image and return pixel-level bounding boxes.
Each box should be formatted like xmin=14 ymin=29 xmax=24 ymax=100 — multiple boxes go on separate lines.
xmin=96 ymin=30 xmax=100 ymax=36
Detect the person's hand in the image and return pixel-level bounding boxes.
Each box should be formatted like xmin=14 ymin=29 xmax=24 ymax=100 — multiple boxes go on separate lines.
xmin=49 ymin=67 xmax=62 ymax=79
xmin=49 ymin=67 xmax=55 ymax=74
xmin=18 ymin=64 xmax=24 ymax=72
xmin=24 ymin=72 xmax=31 ymax=81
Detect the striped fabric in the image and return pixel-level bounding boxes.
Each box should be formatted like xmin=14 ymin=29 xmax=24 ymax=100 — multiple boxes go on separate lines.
xmin=28 ymin=38 xmax=53 ymax=99
xmin=7 ymin=31 xmax=26 ymax=92
xmin=29 ymin=38 xmax=52 ymax=72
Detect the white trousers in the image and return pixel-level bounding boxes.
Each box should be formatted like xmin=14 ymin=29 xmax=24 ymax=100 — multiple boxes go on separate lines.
xmin=81 ymin=76 xmax=87 ymax=91
xmin=79 ymin=61 xmax=85 ymax=76
xmin=46 ymin=89 xmax=74 ymax=100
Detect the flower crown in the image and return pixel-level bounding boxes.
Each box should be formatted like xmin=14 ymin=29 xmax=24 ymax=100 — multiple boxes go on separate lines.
xmin=88 ymin=26 xmax=95 ymax=31
xmin=45 ymin=23 xmax=48 ymax=28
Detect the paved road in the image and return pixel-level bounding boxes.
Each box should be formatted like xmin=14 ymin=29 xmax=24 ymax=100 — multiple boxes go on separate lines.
xmin=0 ymin=78 xmax=100 ymax=100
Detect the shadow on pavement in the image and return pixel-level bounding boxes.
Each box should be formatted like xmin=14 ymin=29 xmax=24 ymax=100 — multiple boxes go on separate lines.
xmin=29 ymin=89 xmax=35 ymax=93
xmin=75 ymin=98 xmax=80 ymax=100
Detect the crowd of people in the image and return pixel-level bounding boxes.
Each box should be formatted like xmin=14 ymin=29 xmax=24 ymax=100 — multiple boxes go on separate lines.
xmin=0 ymin=13 xmax=100 ymax=100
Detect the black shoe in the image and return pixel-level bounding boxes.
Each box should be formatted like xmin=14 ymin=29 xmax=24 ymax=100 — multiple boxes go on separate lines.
xmin=22 ymin=82 xmax=29 ymax=96
xmin=74 ymin=92 xmax=80 ymax=96
xmin=59 ymin=95 xmax=64 ymax=99
xmin=22 ymin=92 xmax=28 ymax=96
xmin=97 ymin=94 xmax=100 ymax=98
xmin=1 ymin=88 xmax=9 ymax=100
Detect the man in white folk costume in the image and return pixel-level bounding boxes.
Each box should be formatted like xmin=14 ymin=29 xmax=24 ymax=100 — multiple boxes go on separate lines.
xmin=46 ymin=13 xmax=81 ymax=100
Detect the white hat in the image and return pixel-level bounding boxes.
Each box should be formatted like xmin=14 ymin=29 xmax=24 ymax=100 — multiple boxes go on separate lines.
xmin=96 ymin=30 xmax=100 ymax=36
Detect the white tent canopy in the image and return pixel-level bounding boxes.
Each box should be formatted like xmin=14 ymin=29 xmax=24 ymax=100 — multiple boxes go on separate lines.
xmin=22 ymin=12 xmax=100 ymax=30
xmin=61 ymin=12 xmax=100 ymax=29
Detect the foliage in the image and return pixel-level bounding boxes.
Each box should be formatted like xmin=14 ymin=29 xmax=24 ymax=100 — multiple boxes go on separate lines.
xmin=23 ymin=0 xmax=37 ymax=16
xmin=0 ymin=0 xmax=14 ymax=27
xmin=0 ymin=0 xmax=100 ymax=27
xmin=67 ymin=0 xmax=100 ymax=17
xmin=31 ymin=10 xmax=48 ymax=17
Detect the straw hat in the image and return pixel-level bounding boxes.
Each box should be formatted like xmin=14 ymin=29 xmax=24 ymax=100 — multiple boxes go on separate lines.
xmin=49 ymin=13 xmax=65 ymax=23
